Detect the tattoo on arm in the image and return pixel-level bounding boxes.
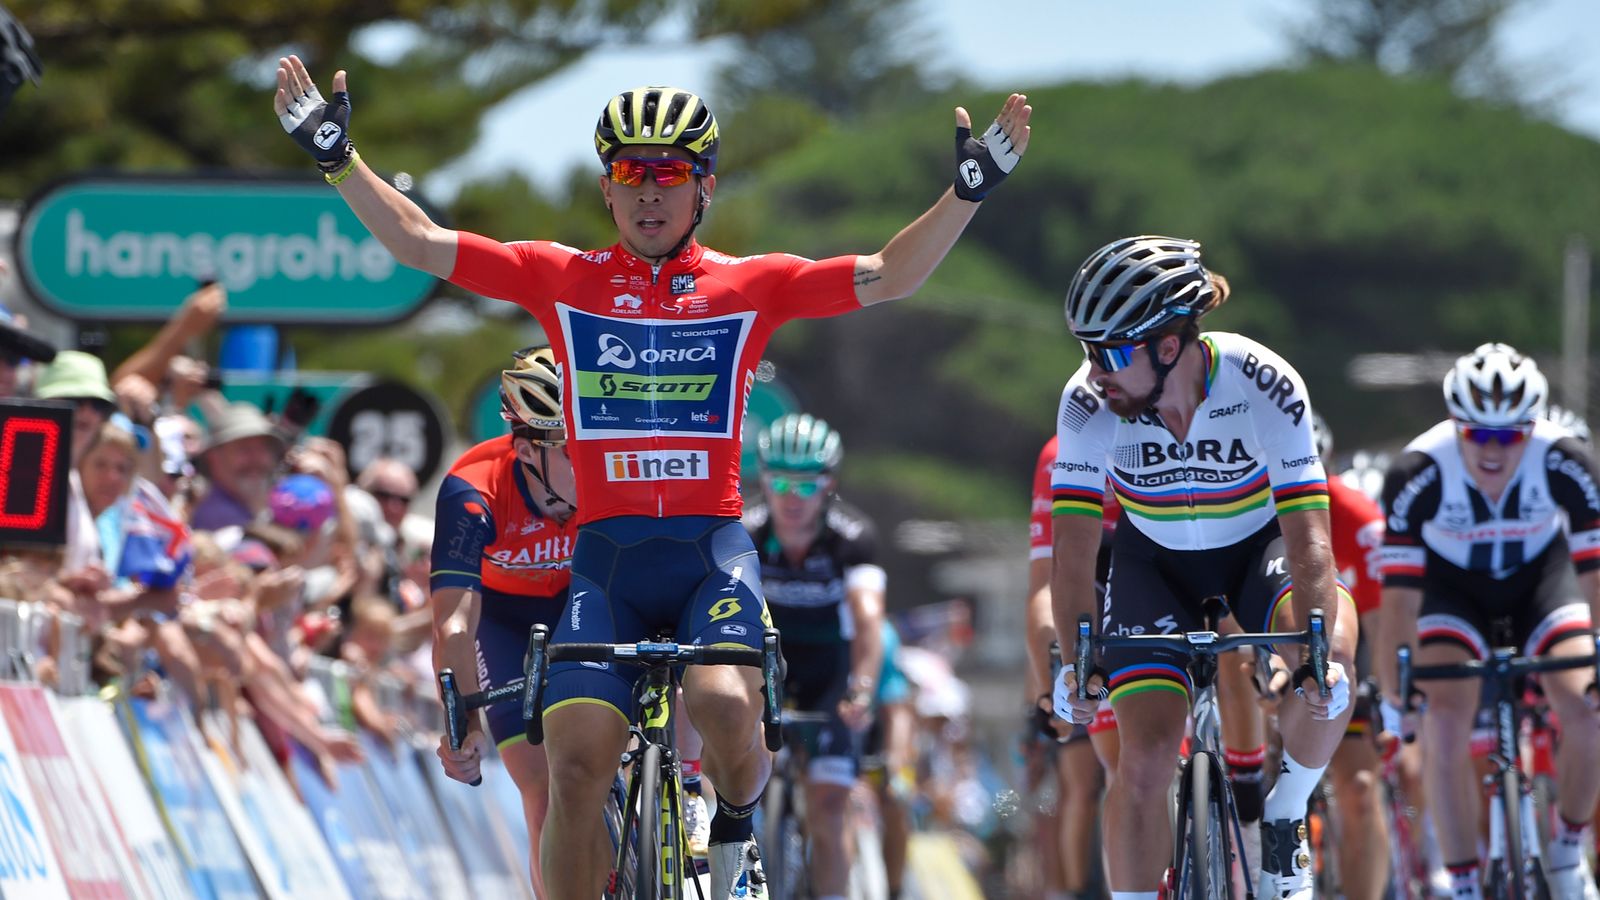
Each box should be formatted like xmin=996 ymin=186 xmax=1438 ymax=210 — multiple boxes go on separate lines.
xmin=853 ymin=266 xmax=883 ymax=287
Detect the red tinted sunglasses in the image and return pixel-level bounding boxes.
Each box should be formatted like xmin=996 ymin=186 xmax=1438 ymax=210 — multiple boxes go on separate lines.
xmin=1456 ymin=422 xmax=1533 ymax=446
xmin=608 ymin=157 xmax=705 ymax=187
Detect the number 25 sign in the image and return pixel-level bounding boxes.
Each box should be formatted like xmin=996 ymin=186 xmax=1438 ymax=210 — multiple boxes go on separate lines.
xmin=0 ymin=400 xmax=73 ymax=548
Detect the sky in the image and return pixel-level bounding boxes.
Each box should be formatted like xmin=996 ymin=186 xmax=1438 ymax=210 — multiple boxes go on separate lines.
xmin=415 ymin=0 xmax=1600 ymax=198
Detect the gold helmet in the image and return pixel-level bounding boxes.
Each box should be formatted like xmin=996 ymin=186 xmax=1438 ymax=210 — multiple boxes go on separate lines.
xmin=500 ymin=345 xmax=564 ymax=445
xmin=594 ymin=86 xmax=719 ymax=173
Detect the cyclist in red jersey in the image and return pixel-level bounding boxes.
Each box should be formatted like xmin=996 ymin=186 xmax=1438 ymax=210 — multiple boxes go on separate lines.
xmin=431 ymin=347 xmax=577 ymax=896
xmin=1026 ymin=435 xmax=1119 ymax=900
xmin=275 ymin=57 xmax=1030 ymax=900
xmin=1313 ymin=413 xmax=1392 ymax=900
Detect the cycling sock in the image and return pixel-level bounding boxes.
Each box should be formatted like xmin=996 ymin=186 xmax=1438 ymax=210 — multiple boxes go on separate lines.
xmin=1262 ymin=746 xmax=1325 ymax=823
xmin=708 ymin=794 xmax=759 ymax=846
xmin=1445 ymin=860 xmax=1481 ymax=898
xmin=682 ymin=758 xmax=703 ymax=795
xmin=1549 ymin=814 xmax=1590 ymax=870
xmin=1225 ymin=745 xmax=1266 ymax=823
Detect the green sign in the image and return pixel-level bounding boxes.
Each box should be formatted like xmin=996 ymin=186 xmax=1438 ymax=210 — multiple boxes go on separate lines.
xmin=15 ymin=175 xmax=439 ymax=324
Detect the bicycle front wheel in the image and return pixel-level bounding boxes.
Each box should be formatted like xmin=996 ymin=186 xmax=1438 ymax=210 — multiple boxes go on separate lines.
xmin=1180 ymin=752 xmax=1233 ymax=900
xmin=636 ymin=743 xmax=662 ymax=900
xmin=1500 ymin=767 xmax=1529 ymax=900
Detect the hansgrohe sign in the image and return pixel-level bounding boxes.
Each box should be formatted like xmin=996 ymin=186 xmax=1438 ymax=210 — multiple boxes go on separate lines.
xmin=14 ymin=174 xmax=439 ymax=324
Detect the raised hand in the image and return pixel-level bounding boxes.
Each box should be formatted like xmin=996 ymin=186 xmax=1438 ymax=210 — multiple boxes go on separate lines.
xmin=273 ymin=55 xmax=352 ymax=169
xmin=953 ymin=92 xmax=1031 ymax=201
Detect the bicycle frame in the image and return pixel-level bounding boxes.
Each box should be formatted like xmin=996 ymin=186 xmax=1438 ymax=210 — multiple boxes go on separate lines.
xmin=1397 ymin=637 xmax=1600 ymax=900
xmin=1075 ymin=604 xmax=1330 ymax=900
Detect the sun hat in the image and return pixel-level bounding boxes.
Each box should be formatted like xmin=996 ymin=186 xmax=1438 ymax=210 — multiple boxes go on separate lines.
xmin=199 ymin=402 xmax=287 ymax=456
xmin=32 ymin=350 xmax=116 ymax=403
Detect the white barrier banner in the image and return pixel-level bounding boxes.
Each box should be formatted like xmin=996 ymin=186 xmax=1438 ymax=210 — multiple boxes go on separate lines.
xmin=0 ymin=682 xmax=70 ymax=899
xmin=56 ymin=695 xmax=192 ymax=900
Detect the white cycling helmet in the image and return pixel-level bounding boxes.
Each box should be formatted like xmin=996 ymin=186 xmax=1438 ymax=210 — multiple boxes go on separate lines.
xmin=1064 ymin=236 xmax=1217 ymax=343
xmin=1442 ymin=343 xmax=1548 ymax=427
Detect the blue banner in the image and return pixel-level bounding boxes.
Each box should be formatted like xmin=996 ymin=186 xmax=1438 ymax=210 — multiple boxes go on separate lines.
xmin=289 ymin=744 xmax=423 ymax=900
xmin=125 ymin=698 xmax=258 ymax=900
xmin=359 ymin=736 xmax=470 ymax=900
xmin=420 ymin=754 xmax=529 ymax=898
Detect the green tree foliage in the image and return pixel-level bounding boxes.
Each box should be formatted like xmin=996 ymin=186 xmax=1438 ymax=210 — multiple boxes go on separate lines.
xmin=1287 ymin=0 xmax=1527 ymax=98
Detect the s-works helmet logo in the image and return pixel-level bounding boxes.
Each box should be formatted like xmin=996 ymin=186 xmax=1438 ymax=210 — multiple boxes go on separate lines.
xmin=596 ymin=333 xmax=636 ymax=369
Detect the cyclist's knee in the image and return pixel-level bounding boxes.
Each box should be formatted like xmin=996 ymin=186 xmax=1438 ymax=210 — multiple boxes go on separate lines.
xmin=683 ymin=667 xmax=761 ymax=737
xmin=544 ymin=706 xmax=628 ymax=792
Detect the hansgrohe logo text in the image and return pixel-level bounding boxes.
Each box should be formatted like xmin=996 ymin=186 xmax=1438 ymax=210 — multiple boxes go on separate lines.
xmin=63 ymin=210 xmax=397 ymax=291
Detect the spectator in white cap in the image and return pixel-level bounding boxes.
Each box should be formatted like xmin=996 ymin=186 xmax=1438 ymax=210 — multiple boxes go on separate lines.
xmin=191 ymin=402 xmax=287 ymax=531
xmin=33 ymin=350 xmax=118 ymax=466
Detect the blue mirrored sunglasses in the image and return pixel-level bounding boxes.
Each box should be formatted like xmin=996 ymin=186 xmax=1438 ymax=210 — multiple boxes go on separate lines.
xmin=1080 ymin=340 xmax=1147 ymax=373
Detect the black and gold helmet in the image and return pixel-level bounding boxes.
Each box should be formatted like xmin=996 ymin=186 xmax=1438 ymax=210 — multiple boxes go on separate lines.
xmin=500 ymin=345 xmax=564 ymax=445
xmin=594 ymin=86 xmax=719 ymax=173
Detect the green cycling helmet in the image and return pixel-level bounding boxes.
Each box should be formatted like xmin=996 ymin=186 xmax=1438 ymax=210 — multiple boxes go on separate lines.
xmin=758 ymin=413 xmax=843 ymax=474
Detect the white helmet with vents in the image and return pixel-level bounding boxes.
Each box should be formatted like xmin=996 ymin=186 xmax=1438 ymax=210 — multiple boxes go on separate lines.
xmin=1442 ymin=343 xmax=1547 ymax=427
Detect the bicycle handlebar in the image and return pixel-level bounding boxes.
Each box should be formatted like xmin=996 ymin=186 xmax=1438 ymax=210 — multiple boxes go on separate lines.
xmin=1074 ymin=608 xmax=1330 ymax=701
xmin=1396 ymin=639 xmax=1600 ymax=715
xmin=438 ymin=624 xmax=787 ymax=773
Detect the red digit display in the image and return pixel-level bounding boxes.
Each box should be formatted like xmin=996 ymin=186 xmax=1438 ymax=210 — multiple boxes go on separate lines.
xmin=0 ymin=400 xmax=74 ymax=548
xmin=0 ymin=416 xmax=61 ymax=529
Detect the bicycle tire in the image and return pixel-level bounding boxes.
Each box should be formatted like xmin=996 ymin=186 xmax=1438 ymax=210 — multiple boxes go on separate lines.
xmin=1503 ymin=767 xmax=1528 ymax=900
xmin=1182 ymin=752 xmax=1231 ymax=899
xmin=637 ymin=743 xmax=662 ymax=900
xmin=605 ymin=774 xmax=639 ymax=899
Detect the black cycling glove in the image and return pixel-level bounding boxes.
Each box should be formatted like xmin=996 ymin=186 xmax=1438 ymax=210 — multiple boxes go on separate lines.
xmin=278 ymin=83 xmax=352 ymax=170
xmin=953 ymin=120 xmax=1021 ymax=202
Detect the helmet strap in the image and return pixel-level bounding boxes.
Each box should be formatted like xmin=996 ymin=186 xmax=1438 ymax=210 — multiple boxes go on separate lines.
xmin=521 ymin=448 xmax=574 ymax=518
xmin=1142 ymin=333 xmax=1190 ymax=415
xmin=662 ymin=178 xmax=708 ymax=262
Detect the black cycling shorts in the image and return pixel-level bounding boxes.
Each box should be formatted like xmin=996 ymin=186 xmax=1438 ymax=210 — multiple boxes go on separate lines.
xmin=781 ymin=637 xmax=860 ymax=785
xmin=1417 ymin=540 xmax=1591 ymax=661
xmin=1100 ymin=519 xmax=1344 ymax=707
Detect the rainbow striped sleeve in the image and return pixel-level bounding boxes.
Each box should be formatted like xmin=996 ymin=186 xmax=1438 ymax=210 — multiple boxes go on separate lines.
xmin=1272 ymin=478 xmax=1329 ymax=515
xmin=1052 ymin=485 xmax=1103 ymax=518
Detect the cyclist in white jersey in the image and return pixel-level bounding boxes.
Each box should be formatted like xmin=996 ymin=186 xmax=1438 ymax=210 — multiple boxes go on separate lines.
xmin=1051 ymin=236 xmax=1356 ymax=900
xmin=1376 ymin=344 xmax=1600 ymax=900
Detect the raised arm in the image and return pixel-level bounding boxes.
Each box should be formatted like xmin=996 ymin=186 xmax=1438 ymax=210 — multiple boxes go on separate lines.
xmin=854 ymin=93 xmax=1031 ymax=306
xmin=274 ymin=56 xmax=458 ymax=278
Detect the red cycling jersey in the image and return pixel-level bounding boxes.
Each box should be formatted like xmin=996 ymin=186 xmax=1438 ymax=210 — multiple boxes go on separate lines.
xmin=450 ymin=234 xmax=859 ymax=524
xmin=431 ymin=435 xmax=578 ymax=600
xmin=1328 ymin=476 xmax=1384 ymax=616
xmin=1030 ymin=435 xmax=1120 ymax=560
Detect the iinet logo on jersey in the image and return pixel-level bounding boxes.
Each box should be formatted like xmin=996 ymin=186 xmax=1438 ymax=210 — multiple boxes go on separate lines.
xmin=605 ymin=449 xmax=711 ymax=482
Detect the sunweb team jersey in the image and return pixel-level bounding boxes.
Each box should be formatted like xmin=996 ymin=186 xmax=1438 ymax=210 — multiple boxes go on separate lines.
xmin=449 ymin=235 xmax=860 ymax=524
xmin=1380 ymin=419 xmax=1600 ymax=585
xmin=1051 ymin=332 xmax=1330 ymax=550
xmin=430 ymin=435 xmax=578 ymax=603
xmin=743 ymin=499 xmax=887 ymax=643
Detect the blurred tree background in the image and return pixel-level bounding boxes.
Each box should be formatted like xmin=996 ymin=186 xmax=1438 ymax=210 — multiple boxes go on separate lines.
xmin=2 ymin=0 xmax=1598 ymax=542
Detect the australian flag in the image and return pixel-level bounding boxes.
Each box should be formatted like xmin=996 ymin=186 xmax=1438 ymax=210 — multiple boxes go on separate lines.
xmin=118 ymin=485 xmax=192 ymax=590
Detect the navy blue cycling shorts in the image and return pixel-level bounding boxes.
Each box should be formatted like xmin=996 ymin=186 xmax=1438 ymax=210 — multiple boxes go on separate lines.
xmin=476 ymin=593 xmax=564 ymax=748
xmin=541 ymin=516 xmax=772 ymax=726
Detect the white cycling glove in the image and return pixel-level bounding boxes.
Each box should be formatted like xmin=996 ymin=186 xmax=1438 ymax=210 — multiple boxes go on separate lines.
xmin=1295 ymin=660 xmax=1350 ymax=718
xmin=1054 ymin=663 xmax=1105 ymax=724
